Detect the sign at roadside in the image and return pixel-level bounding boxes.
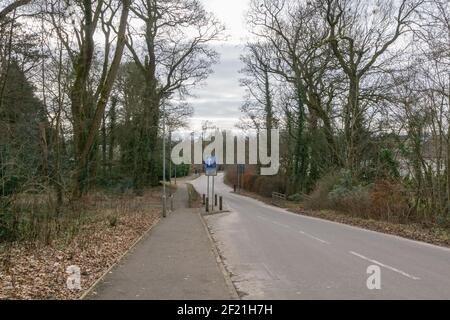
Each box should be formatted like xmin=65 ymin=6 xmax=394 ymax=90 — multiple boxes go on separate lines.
xmin=205 ymin=156 xmax=218 ymax=176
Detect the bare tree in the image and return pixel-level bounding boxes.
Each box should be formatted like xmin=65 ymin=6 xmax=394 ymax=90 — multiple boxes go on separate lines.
xmin=48 ymin=0 xmax=131 ymax=198
xmin=125 ymin=0 xmax=223 ymax=190
xmin=0 ymin=0 xmax=32 ymax=22
xmin=247 ymin=0 xmax=342 ymax=191
xmin=321 ymin=0 xmax=424 ymax=170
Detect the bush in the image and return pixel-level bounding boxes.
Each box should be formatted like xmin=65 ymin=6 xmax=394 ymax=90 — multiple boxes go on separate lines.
xmin=306 ymin=170 xmax=372 ymax=217
xmin=97 ymin=176 xmax=134 ymax=194
xmin=243 ymin=173 xmax=258 ymax=192
xmin=370 ymin=179 xmax=411 ymax=223
xmin=224 ymin=167 xmax=237 ymax=186
xmin=330 ymin=185 xmax=372 ymax=218
xmin=253 ymin=176 xmax=285 ymax=198
xmin=306 ymin=170 xmax=415 ymax=223
xmin=107 ymin=213 xmax=119 ymax=227
xmin=305 ymin=172 xmax=341 ymax=210
xmin=224 ymin=166 xmax=284 ymax=198
xmin=288 ymin=194 xmax=304 ymax=202
xmin=0 ymin=201 xmax=14 ymax=241
xmin=328 ymin=170 xmax=354 ymax=199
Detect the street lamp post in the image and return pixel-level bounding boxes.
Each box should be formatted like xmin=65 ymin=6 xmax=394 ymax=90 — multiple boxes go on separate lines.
xmin=162 ymin=104 xmax=167 ymax=218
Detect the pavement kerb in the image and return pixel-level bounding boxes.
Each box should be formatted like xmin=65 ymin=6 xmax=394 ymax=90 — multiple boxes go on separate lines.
xmin=198 ymin=209 xmax=240 ymax=300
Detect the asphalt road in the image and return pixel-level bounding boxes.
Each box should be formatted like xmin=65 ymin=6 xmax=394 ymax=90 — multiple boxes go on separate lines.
xmin=191 ymin=173 xmax=450 ymax=300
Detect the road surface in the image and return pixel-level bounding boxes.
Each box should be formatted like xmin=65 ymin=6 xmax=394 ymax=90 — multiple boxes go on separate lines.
xmin=192 ymin=173 xmax=450 ymax=300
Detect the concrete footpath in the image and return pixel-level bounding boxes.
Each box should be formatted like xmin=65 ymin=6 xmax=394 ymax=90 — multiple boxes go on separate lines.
xmin=88 ymin=182 xmax=235 ymax=300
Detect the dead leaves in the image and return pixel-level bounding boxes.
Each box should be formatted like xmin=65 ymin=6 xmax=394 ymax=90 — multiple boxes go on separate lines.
xmin=0 ymin=193 xmax=161 ymax=300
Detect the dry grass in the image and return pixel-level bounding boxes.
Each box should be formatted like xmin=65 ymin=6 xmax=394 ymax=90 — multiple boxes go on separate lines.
xmin=186 ymin=183 xmax=201 ymax=208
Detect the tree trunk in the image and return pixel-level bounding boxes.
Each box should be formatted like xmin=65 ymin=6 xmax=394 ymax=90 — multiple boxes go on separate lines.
xmin=108 ymin=96 xmax=117 ymax=175
xmin=345 ymin=76 xmax=361 ymax=171
xmin=72 ymin=0 xmax=130 ymax=198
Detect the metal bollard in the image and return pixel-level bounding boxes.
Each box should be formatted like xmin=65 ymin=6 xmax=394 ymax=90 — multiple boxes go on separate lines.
xmin=215 ymin=194 xmax=218 ymax=206
xmin=234 ymin=185 xmax=236 ymax=192
xmin=206 ymin=198 xmax=209 ymax=213
xmin=219 ymin=196 xmax=223 ymax=211
xmin=170 ymin=195 xmax=174 ymax=212
xmin=202 ymin=194 xmax=206 ymax=205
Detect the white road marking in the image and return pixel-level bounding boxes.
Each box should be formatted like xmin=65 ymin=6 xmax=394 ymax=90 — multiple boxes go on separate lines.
xmin=350 ymin=251 xmax=421 ymax=280
xmin=256 ymin=216 xmax=330 ymax=245
xmin=259 ymin=217 xmax=289 ymax=229
xmin=298 ymin=231 xmax=331 ymax=245
xmin=273 ymin=222 xmax=290 ymax=229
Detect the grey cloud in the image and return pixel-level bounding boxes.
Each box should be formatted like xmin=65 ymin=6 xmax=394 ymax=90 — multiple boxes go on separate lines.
xmin=188 ymin=44 xmax=246 ymax=129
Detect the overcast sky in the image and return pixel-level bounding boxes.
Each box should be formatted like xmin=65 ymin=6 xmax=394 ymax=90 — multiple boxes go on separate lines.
xmin=187 ymin=0 xmax=251 ymax=131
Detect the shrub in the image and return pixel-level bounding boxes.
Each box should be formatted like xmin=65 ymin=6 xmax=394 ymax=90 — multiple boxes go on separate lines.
xmin=254 ymin=176 xmax=284 ymax=198
xmin=370 ymin=179 xmax=411 ymax=223
xmin=306 ymin=170 xmax=372 ymax=217
xmin=330 ymin=185 xmax=372 ymax=218
xmin=379 ymin=148 xmax=400 ymax=179
xmin=224 ymin=167 xmax=237 ymax=186
xmin=305 ymin=172 xmax=340 ymax=210
xmin=306 ymin=169 xmax=416 ymax=223
xmin=0 ymin=203 xmax=14 ymax=241
xmin=328 ymin=170 xmax=354 ymax=199
xmin=243 ymin=173 xmax=258 ymax=192
xmin=107 ymin=214 xmax=119 ymax=227
xmin=288 ymin=193 xmax=304 ymax=202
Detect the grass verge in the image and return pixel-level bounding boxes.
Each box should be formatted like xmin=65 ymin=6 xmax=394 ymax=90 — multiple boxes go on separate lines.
xmin=186 ymin=183 xmax=201 ymax=208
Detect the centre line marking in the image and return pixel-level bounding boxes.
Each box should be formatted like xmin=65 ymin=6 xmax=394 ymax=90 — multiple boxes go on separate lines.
xmin=256 ymin=216 xmax=330 ymax=244
xmin=299 ymin=231 xmax=331 ymax=245
xmin=274 ymin=222 xmax=290 ymax=229
xmin=350 ymin=251 xmax=421 ymax=280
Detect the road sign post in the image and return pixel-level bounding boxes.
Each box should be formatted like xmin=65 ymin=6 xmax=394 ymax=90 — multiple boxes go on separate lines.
xmin=205 ymin=156 xmax=217 ymax=213
xmin=212 ymin=176 xmax=215 ymax=212
xmin=205 ymin=156 xmax=218 ymax=177
xmin=206 ymin=176 xmax=210 ymax=212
